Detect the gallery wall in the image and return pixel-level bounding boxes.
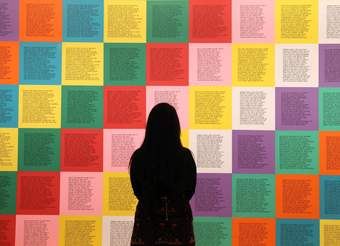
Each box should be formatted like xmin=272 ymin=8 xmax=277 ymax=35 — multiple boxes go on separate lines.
xmin=0 ymin=0 xmax=340 ymax=245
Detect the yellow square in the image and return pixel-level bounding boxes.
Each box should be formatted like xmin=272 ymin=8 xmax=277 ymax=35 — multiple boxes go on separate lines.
xmin=0 ymin=128 xmax=18 ymax=171
xmin=104 ymin=0 xmax=146 ymax=43
xmin=232 ymin=44 xmax=275 ymax=86
xmin=18 ymin=85 xmax=61 ymax=128
xmin=189 ymin=86 xmax=232 ymax=129
xmin=275 ymin=0 xmax=318 ymax=43
xmin=103 ymin=172 xmax=138 ymax=216
xmin=59 ymin=216 xmax=102 ymax=246
xmin=320 ymin=220 xmax=340 ymax=246
xmin=62 ymin=42 xmax=103 ymax=85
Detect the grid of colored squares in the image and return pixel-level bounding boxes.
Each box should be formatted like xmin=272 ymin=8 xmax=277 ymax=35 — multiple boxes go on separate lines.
xmin=1 ymin=0 xmax=340 ymax=245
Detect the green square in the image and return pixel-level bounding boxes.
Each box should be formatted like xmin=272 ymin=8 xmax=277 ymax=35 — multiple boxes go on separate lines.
xmin=193 ymin=217 xmax=231 ymax=246
xmin=275 ymin=131 xmax=319 ymax=174
xmin=62 ymin=86 xmax=103 ymax=128
xmin=147 ymin=0 xmax=188 ymax=42
xmin=232 ymin=174 xmax=275 ymax=218
xmin=0 ymin=172 xmax=17 ymax=214
xmin=319 ymin=88 xmax=340 ymax=130
xmin=19 ymin=129 xmax=60 ymax=171
xmin=104 ymin=43 xmax=146 ymax=86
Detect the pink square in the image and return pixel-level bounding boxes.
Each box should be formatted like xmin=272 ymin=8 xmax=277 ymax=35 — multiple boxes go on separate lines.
xmin=103 ymin=129 xmax=145 ymax=172
xmin=60 ymin=172 xmax=103 ymax=215
xmin=232 ymin=0 xmax=274 ymax=43
xmin=15 ymin=215 xmax=59 ymax=246
xmin=189 ymin=43 xmax=232 ymax=86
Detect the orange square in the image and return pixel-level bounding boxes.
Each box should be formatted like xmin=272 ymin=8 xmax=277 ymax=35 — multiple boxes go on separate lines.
xmin=320 ymin=131 xmax=340 ymax=175
xmin=0 ymin=42 xmax=19 ymax=84
xmin=20 ymin=0 xmax=62 ymax=41
xmin=232 ymin=218 xmax=275 ymax=246
xmin=276 ymin=174 xmax=319 ymax=219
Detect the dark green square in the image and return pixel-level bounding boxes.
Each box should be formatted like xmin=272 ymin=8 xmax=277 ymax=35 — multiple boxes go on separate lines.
xmin=104 ymin=43 xmax=146 ymax=86
xmin=19 ymin=129 xmax=60 ymax=171
xmin=62 ymin=86 xmax=103 ymax=128
xmin=147 ymin=0 xmax=188 ymax=42
xmin=0 ymin=172 xmax=17 ymax=214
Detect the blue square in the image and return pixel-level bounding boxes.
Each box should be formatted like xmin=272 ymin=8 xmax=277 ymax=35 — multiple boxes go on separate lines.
xmin=276 ymin=219 xmax=319 ymax=246
xmin=20 ymin=42 xmax=61 ymax=85
xmin=0 ymin=85 xmax=18 ymax=128
xmin=62 ymin=0 xmax=103 ymax=42
xmin=321 ymin=175 xmax=340 ymax=219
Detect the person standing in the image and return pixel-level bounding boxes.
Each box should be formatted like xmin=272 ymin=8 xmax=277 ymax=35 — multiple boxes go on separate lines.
xmin=129 ymin=102 xmax=197 ymax=246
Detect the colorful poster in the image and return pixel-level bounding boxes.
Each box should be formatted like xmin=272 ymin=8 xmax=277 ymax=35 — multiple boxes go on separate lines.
xmin=0 ymin=1 xmax=339 ymax=244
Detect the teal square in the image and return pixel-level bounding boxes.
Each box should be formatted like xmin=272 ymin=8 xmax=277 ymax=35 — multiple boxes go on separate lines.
xmin=0 ymin=85 xmax=18 ymax=128
xmin=232 ymin=174 xmax=275 ymax=218
xmin=276 ymin=219 xmax=319 ymax=246
xmin=275 ymin=131 xmax=319 ymax=174
xmin=320 ymin=176 xmax=340 ymax=219
xmin=19 ymin=42 xmax=61 ymax=85
xmin=62 ymin=0 xmax=103 ymax=42
xmin=319 ymin=88 xmax=340 ymax=130
xmin=193 ymin=217 xmax=231 ymax=246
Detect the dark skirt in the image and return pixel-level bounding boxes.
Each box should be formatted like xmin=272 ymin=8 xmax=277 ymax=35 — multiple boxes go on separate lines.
xmin=131 ymin=196 xmax=195 ymax=246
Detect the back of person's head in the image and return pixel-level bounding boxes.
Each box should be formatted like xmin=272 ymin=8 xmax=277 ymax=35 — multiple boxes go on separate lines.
xmin=129 ymin=102 xmax=184 ymax=187
xmin=142 ymin=102 xmax=182 ymax=150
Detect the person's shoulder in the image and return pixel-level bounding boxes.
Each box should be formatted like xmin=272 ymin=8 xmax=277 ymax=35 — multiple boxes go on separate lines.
xmin=130 ymin=148 xmax=144 ymax=165
xmin=131 ymin=148 xmax=143 ymax=159
xmin=132 ymin=147 xmax=141 ymax=155
xmin=181 ymin=147 xmax=191 ymax=154
xmin=179 ymin=147 xmax=196 ymax=170
xmin=180 ymin=147 xmax=194 ymax=159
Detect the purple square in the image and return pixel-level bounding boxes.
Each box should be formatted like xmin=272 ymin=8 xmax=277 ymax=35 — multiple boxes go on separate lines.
xmin=0 ymin=0 xmax=19 ymax=41
xmin=190 ymin=173 xmax=231 ymax=217
xmin=232 ymin=130 xmax=275 ymax=174
xmin=276 ymin=87 xmax=318 ymax=130
xmin=320 ymin=44 xmax=340 ymax=87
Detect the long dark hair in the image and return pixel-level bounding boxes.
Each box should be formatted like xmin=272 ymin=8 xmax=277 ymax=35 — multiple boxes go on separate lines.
xmin=141 ymin=102 xmax=182 ymax=151
xmin=128 ymin=102 xmax=184 ymax=188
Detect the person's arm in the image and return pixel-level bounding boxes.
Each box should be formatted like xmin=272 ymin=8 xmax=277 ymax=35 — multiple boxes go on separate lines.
xmin=184 ymin=148 xmax=197 ymax=201
xmin=129 ymin=151 xmax=142 ymax=200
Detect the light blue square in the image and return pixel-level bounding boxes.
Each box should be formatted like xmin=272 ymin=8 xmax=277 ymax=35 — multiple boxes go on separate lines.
xmin=321 ymin=175 xmax=340 ymax=219
xmin=0 ymin=85 xmax=18 ymax=128
xmin=276 ymin=219 xmax=319 ymax=246
xmin=62 ymin=0 xmax=103 ymax=42
xmin=20 ymin=42 xmax=61 ymax=85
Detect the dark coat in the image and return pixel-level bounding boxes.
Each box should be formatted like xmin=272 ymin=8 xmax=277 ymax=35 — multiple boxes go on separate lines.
xmin=129 ymin=147 xmax=197 ymax=246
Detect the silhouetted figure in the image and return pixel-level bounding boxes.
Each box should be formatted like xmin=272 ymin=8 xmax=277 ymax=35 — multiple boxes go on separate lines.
xmin=129 ymin=103 xmax=197 ymax=246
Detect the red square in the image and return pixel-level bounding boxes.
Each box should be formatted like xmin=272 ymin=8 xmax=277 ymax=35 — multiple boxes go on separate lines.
xmin=104 ymin=86 xmax=146 ymax=128
xmin=146 ymin=43 xmax=188 ymax=85
xmin=189 ymin=0 xmax=232 ymax=42
xmin=61 ymin=129 xmax=103 ymax=171
xmin=16 ymin=172 xmax=60 ymax=215
xmin=0 ymin=215 xmax=15 ymax=246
